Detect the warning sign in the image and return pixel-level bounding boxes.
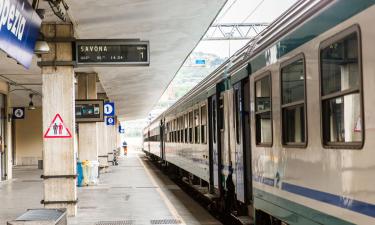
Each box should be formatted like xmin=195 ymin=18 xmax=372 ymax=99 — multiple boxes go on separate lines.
xmin=44 ymin=114 xmax=72 ymax=138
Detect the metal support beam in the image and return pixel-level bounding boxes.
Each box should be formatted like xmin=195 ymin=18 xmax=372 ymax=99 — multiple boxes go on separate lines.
xmin=202 ymin=23 xmax=268 ymax=41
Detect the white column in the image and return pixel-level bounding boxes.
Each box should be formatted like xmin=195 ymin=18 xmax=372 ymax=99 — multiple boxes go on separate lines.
xmin=41 ymin=23 xmax=77 ymax=216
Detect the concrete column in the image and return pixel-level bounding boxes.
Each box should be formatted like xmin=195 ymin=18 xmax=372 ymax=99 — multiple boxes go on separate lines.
xmin=6 ymin=91 xmax=12 ymax=179
xmin=108 ymin=122 xmax=117 ymax=159
xmin=106 ymin=120 xmax=116 ymax=164
xmin=40 ymin=23 xmax=77 ymax=216
xmin=77 ymin=73 xmax=98 ymax=161
xmin=116 ymin=119 xmax=121 ymax=155
xmin=97 ymin=121 xmax=109 ymax=170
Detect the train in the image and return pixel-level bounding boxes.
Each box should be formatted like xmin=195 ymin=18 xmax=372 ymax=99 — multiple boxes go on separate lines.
xmin=143 ymin=0 xmax=375 ymax=224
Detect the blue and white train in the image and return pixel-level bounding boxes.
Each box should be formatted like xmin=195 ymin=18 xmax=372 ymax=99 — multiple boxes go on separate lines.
xmin=144 ymin=0 xmax=375 ymax=224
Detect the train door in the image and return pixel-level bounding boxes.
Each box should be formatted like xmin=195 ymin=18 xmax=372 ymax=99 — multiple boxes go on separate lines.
xmin=160 ymin=119 xmax=164 ymax=160
xmin=233 ymin=79 xmax=252 ymax=204
xmin=217 ymin=92 xmax=224 ymax=194
xmin=208 ymin=95 xmax=219 ymax=192
xmin=147 ymin=130 xmax=151 ymax=152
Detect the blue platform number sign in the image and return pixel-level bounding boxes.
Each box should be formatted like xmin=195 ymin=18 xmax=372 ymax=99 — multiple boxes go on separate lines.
xmin=0 ymin=0 xmax=42 ymax=69
xmin=106 ymin=117 xmax=115 ymax=126
xmin=104 ymin=102 xmax=115 ymax=116
xmin=13 ymin=107 xmax=24 ymax=119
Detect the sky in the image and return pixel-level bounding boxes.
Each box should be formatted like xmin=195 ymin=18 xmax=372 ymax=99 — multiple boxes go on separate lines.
xmin=194 ymin=0 xmax=298 ymax=58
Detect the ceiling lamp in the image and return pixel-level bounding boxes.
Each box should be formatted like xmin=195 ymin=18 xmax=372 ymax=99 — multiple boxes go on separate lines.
xmin=34 ymin=40 xmax=50 ymax=55
xmin=28 ymin=94 xmax=36 ymax=110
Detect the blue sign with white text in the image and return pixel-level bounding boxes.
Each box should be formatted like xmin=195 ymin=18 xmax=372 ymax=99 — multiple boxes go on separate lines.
xmin=195 ymin=59 xmax=206 ymax=65
xmin=106 ymin=117 xmax=115 ymax=126
xmin=104 ymin=102 xmax=115 ymax=116
xmin=0 ymin=0 xmax=42 ymax=68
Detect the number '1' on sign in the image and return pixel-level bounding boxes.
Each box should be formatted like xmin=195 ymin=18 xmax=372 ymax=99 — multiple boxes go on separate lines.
xmin=104 ymin=102 xmax=115 ymax=116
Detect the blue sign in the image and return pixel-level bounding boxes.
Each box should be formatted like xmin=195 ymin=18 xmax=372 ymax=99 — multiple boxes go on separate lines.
xmin=13 ymin=107 xmax=25 ymax=119
xmin=195 ymin=59 xmax=206 ymax=65
xmin=0 ymin=0 xmax=42 ymax=69
xmin=118 ymin=125 xmax=125 ymax=134
xmin=104 ymin=102 xmax=115 ymax=116
xmin=106 ymin=117 xmax=115 ymax=126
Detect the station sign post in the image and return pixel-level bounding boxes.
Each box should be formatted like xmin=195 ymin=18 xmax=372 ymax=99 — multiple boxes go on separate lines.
xmin=75 ymin=39 xmax=149 ymax=66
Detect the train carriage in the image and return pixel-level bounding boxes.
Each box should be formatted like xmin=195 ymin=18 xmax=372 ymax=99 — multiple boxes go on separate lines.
xmin=143 ymin=0 xmax=375 ymax=224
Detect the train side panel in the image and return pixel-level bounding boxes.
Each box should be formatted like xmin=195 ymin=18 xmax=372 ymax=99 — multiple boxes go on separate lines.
xmin=251 ymin=4 xmax=375 ymax=225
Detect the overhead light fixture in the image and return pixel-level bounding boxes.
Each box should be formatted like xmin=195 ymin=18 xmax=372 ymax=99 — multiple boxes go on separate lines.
xmin=34 ymin=40 xmax=50 ymax=54
xmin=28 ymin=94 xmax=36 ymax=110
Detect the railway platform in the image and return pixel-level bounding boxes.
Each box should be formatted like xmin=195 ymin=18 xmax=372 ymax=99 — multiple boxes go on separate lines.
xmin=0 ymin=150 xmax=221 ymax=225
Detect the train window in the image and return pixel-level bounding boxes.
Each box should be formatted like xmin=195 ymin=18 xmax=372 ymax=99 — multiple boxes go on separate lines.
xmin=320 ymin=26 xmax=363 ymax=148
xmin=201 ymin=104 xmax=207 ymax=144
xmin=184 ymin=114 xmax=188 ymax=143
xmin=189 ymin=111 xmax=193 ymax=143
xmin=255 ymin=73 xmax=272 ymax=146
xmin=281 ymin=55 xmax=306 ymax=146
xmin=179 ymin=116 xmax=183 ymax=143
xmin=181 ymin=116 xmax=184 ymax=143
xmin=213 ymin=99 xmax=216 ymax=143
xmin=194 ymin=108 xmax=200 ymax=144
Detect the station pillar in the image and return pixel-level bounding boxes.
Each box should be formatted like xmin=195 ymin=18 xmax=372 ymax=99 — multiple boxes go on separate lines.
xmin=77 ymin=73 xmax=99 ymax=162
xmin=97 ymin=121 xmax=109 ymax=170
xmin=40 ymin=23 xmax=77 ymax=216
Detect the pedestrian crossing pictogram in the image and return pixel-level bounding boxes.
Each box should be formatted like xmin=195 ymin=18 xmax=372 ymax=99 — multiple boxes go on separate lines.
xmin=44 ymin=113 xmax=72 ymax=138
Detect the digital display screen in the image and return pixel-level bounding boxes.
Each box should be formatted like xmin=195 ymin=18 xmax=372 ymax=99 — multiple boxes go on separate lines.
xmin=76 ymin=40 xmax=149 ymax=66
xmin=75 ymin=100 xmax=104 ymax=122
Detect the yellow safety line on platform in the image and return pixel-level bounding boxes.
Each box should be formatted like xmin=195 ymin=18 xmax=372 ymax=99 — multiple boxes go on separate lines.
xmin=138 ymin=156 xmax=187 ymax=225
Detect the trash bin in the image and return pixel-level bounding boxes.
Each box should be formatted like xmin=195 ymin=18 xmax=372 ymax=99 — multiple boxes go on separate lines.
xmin=89 ymin=161 xmax=99 ymax=185
xmin=7 ymin=208 xmax=67 ymax=225
xmin=77 ymin=161 xmax=83 ymax=187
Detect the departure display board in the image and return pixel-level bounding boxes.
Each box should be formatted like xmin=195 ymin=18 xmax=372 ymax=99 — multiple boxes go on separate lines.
xmin=75 ymin=40 xmax=149 ymax=66
xmin=75 ymin=100 xmax=104 ymax=122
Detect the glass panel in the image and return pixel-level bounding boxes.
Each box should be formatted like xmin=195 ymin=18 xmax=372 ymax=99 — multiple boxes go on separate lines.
xmin=321 ymin=33 xmax=359 ymax=96
xmin=213 ymin=100 xmax=216 ymax=143
xmin=189 ymin=112 xmax=193 ymax=127
xmin=255 ymin=75 xmax=271 ymax=111
xmin=322 ymin=94 xmax=362 ymax=143
xmin=256 ymin=112 xmax=272 ymax=144
xmin=194 ymin=109 xmax=199 ymax=126
xmin=282 ymin=105 xmax=305 ymax=144
xmin=195 ymin=127 xmax=200 ymax=143
xmin=201 ymin=105 xmax=207 ymax=125
xmin=201 ymin=126 xmax=206 ymax=143
xmin=281 ymin=59 xmax=305 ymax=104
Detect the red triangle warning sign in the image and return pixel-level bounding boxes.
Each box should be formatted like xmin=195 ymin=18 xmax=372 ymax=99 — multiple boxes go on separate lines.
xmin=44 ymin=114 xmax=72 ymax=138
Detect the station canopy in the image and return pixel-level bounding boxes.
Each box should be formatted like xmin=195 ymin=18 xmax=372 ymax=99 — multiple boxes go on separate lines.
xmin=0 ymin=0 xmax=226 ymax=120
